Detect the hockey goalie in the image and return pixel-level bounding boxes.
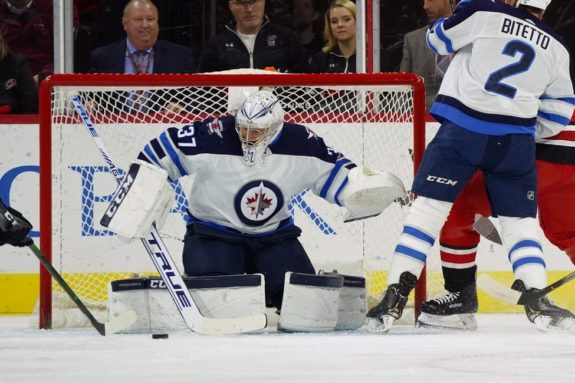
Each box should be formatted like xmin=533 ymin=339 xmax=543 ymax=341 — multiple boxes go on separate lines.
xmin=101 ymin=89 xmax=406 ymax=332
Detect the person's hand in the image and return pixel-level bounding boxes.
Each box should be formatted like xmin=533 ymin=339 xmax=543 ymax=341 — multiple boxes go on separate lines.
xmin=0 ymin=206 xmax=33 ymax=247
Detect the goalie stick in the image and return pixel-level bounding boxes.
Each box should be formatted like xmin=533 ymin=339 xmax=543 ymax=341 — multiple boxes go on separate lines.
xmin=71 ymin=96 xmax=267 ymax=335
xmin=0 ymin=202 xmax=136 ymax=335
xmin=477 ymin=271 xmax=575 ymax=305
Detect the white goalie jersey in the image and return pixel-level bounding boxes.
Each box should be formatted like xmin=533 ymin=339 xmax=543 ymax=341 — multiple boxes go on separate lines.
xmin=426 ymin=0 xmax=575 ymax=138
xmin=136 ymin=116 xmax=356 ymax=235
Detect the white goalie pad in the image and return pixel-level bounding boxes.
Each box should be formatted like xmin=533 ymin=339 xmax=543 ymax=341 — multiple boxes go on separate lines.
xmin=341 ymin=166 xmax=407 ymax=222
xmin=108 ymin=274 xmax=266 ymax=333
xmin=319 ymin=271 xmax=367 ymax=331
xmin=100 ymin=160 xmax=174 ymax=239
xmin=278 ymin=272 xmax=343 ymax=332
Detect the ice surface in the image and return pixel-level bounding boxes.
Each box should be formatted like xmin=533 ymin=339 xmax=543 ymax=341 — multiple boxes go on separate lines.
xmin=0 ymin=314 xmax=573 ymax=383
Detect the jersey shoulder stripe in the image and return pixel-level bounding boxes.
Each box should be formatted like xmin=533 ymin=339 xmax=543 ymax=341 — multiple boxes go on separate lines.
xmin=270 ymin=122 xmax=347 ymax=164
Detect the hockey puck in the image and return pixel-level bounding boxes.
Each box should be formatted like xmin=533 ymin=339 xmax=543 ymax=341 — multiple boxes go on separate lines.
xmin=152 ymin=333 xmax=169 ymax=339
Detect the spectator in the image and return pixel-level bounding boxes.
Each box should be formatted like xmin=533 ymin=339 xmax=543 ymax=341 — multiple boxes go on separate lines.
xmin=73 ymin=0 xmax=107 ymax=73
xmin=197 ymin=0 xmax=307 ymax=73
xmin=399 ymin=0 xmax=453 ymax=111
xmin=0 ymin=0 xmax=74 ymax=83
xmin=292 ymin=0 xmax=324 ymax=63
xmin=89 ymin=0 xmax=195 ymax=74
xmin=87 ymin=0 xmax=195 ymax=114
xmin=308 ymin=0 xmax=356 ymax=73
xmin=0 ymin=31 xmax=37 ymax=114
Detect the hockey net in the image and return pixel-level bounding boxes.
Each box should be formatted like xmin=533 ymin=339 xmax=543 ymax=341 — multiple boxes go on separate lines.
xmin=37 ymin=71 xmax=434 ymax=329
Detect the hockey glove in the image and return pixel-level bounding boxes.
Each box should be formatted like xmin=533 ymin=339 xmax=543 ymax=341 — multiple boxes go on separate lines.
xmin=0 ymin=204 xmax=33 ymax=247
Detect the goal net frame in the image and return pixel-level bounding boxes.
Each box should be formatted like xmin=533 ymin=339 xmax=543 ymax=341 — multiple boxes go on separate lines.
xmin=38 ymin=72 xmax=427 ymax=329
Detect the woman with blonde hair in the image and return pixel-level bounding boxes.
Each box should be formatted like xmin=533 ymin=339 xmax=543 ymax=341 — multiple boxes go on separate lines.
xmin=0 ymin=32 xmax=37 ymax=114
xmin=308 ymin=0 xmax=356 ymax=73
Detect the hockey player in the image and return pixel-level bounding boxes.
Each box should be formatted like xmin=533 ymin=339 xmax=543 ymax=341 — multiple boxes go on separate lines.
xmin=100 ymin=89 xmax=405 ymax=313
xmin=418 ymin=112 xmax=575 ymax=331
xmin=366 ymin=0 xmax=575 ymax=333
xmin=0 ymin=199 xmax=33 ymax=247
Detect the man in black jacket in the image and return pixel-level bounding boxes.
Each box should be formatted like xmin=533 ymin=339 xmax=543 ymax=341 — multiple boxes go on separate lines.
xmin=198 ymin=0 xmax=307 ymax=73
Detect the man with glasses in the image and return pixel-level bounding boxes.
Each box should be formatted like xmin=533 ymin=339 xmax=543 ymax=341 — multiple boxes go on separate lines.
xmin=198 ymin=0 xmax=308 ymax=73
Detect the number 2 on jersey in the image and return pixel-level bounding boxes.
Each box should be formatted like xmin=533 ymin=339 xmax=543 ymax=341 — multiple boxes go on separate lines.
xmin=484 ymin=40 xmax=535 ymax=99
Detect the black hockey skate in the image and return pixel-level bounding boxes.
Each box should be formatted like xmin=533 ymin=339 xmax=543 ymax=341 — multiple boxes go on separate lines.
xmin=513 ymin=280 xmax=575 ymax=331
xmin=417 ymin=284 xmax=478 ymax=330
xmin=366 ymin=271 xmax=417 ymax=333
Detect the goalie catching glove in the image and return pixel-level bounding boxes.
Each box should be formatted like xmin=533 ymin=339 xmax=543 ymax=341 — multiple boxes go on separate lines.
xmin=340 ymin=166 xmax=406 ymax=222
xmin=100 ymin=160 xmax=174 ymax=240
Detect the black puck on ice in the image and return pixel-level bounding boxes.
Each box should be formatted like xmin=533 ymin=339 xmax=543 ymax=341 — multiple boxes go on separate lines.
xmin=152 ymin=333 xmax=169 ymax=339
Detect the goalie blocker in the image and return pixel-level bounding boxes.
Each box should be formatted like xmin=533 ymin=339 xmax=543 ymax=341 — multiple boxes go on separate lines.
xmin=100 ymin=160 xmax=174 ymax=239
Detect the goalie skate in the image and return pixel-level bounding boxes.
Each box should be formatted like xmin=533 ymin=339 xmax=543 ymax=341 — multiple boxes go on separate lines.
xmin=417 ymin=284 xmax=478 ymax=330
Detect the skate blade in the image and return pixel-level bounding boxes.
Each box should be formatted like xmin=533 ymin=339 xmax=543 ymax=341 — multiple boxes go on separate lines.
xmin=416 ymin=313 xmax=478 ymax=331
xmin=556 ymin=317 xmax=575 ymax=331
xmin=365 ymin=316 xmax=395 ymax=333
xmin=536 ymin=316 xmax=575 ymax=332
xmin=533 ymin=315 xmax=554 ymax=331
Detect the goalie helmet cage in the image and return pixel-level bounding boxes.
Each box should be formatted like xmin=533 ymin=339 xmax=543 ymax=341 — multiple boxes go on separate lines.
xmin=38 ymin=72 xmax=428 ymax=330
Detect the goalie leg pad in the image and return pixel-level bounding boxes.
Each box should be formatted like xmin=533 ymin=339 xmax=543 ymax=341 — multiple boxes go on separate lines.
xmin=100 ymin=160 xmax=174 ymax=239
xmin=277 ymin=272 xmax=343 ymax=332
xmin=320 ymin=272 xmax=367 ymax=331
xmin=108 ymin=274 xmax=266 ymax=333
xmin=341 ymin=166 xmax=406 ymax=222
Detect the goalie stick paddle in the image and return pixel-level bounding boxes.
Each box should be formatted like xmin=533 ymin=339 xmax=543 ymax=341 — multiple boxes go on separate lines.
xmin=71 ymin=96 xmax=267 ymax=335
xmin=27 ymin=242 xmax=137 ymax=335
xmin=477 ymin=271 xmax=575 ymax=305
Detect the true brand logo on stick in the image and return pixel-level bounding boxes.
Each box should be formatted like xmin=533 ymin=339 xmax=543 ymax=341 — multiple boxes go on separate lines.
xmin=146 ymin=230 xmax=192 ymax=309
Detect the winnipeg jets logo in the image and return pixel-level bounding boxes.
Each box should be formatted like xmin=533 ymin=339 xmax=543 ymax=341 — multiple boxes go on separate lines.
xmin=246 ymin=184 xmax=273 ymax=218
xmin=305 ymin=127 xmax=317 ymax=140
xmin=235 ymin=180 xmax=284 ymax=226
xmin=207 ymin=119 xmax=224 ymax=138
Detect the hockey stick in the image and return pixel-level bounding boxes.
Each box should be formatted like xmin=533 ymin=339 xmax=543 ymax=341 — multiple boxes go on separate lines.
xmin=0 ymin=202 xmax=136 ymax=335
xmin=71 ymin=96 xmax=266 ymax=335
xmin=27 ymin=242 xmax=137 ymax=335
xmin=472 ymin=216 xmax=503 ymax=245
xmin=477 ymin=271 xmax=575 ymax=305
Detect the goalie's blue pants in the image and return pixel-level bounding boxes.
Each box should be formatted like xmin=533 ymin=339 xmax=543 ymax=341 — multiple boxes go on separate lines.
xmin=182 ymin=223 xmax=315 ymax=309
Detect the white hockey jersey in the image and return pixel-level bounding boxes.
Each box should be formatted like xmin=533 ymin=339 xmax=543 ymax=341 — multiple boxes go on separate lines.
xmin=137 ymin=116 xmax=355 ymax=235
xmin=426 ymin=0 xmax=575 ymax=137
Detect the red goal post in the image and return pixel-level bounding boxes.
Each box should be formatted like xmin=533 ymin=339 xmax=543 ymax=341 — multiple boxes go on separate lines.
xmin=38 ymin=72 xmax=427 ymax=329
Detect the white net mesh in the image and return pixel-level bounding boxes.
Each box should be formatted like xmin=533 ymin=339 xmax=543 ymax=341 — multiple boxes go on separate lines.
xmin=39 ymin=71 xmax=438 ymax=327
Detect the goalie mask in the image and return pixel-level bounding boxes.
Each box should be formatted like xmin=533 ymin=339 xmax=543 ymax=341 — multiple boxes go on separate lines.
xmin=235 ymin=90 xmax=285 ymax=166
